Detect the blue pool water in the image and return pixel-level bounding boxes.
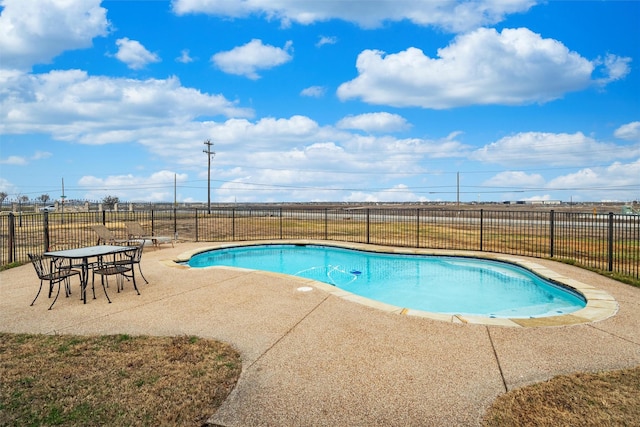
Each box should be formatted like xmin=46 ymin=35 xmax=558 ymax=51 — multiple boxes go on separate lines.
xmin=188 ymin=244 xmax=586 ymax=318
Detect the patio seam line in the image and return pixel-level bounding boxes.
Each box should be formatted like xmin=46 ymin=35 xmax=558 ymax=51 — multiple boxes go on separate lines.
xmin=486 ymin=326 xmax=508 ymax=393
xmin=586 ymin=323 xmax=640 ymax=347
xmin=246 ymin=293 xmax=331 ymax=371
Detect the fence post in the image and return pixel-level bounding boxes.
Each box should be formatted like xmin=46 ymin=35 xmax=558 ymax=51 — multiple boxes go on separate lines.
xmin=43 ymin=211 xmax=50 ymax=252
xmin=151 ymin=210 xmax=155 ymax=235
xmin=8 ymin=213 xmax=15 ymax=263
xmin=416 ymin=209 xmax=420 ymax=247
xmin=195 ymin=209 xmax=199 ymax=242
xmin=173 ymin=207 xmax=177 ymax=240
xmin=608 ymin=212 xmax=614 ymax=272
xmin=232 ymin=208 xmax=236 ymax=241
xmin=102 ymin=210 xmax=106 ymax=225
xmin=366 ymin=209 xmax=370 ymax=244
xmin=549 ymin=210 xmax=555 ymax=258
xmin=324 ymin=208 xmax=328 ymax=240
xmin=479 ymin=209 xmax=484 ymax=252
xmin=279 ymin=207 xmax=283 ymax=239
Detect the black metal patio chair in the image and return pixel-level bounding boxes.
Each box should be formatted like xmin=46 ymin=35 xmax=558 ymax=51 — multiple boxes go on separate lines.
xmin=28 ymin=253 xmax=80 ymax=310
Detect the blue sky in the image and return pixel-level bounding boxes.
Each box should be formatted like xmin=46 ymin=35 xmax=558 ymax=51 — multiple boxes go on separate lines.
xmin=1 ymin=0 xmax=639 ymax=204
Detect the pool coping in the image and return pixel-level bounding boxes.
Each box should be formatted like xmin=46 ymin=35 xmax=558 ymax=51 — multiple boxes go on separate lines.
xmin=172 ymin=240 xmax=619 ymax=328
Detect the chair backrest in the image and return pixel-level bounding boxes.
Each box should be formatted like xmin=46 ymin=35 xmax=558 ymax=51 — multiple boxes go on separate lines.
xmin=114 ymin=244 xmax=143 ymax=264
xmin=90 ymin=225 xmax=115 ymax=243
xmin=28 ymin=253 xmax=49 ymax=278
xmin=131 ymin=244 xmax=144 ymax=262
xmin=124 ymin=221 xmax=148 ymax=237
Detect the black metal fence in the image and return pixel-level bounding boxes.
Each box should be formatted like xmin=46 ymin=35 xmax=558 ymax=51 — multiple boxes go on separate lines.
xmin=1 ymin=208 xmax=638 ymax=280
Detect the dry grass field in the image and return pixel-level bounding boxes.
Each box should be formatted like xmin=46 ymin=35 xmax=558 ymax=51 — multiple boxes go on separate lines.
xmin=0 ymin=333 xmax=241 ymax=426
xmin=482 ymin=367 xmax=640 ymax=427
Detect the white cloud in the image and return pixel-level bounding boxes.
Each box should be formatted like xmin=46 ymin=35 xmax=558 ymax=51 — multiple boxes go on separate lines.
xmin=547 ymin=160 xmax=640 ymax=202
xmin=176 ymin=49 xmax=194 ymax=63
xmin=316 ymin=36 xmax=337 ymax=47
xmin=32 ymin=151 xmax=52 ymax=160
xmin=614 ymin=121 xmax=640 ymax=141
xmin=520 ymin=195 xmax=553 ymax=202
xmin=337 ymin=28 xmax=629 ymax=109
xmin=0 ymin=70 xmax=253 ymax=143
xmin=481 ymin=160 xmax=640 ymax=202
xmin=0 ymin=0 xmax=109 ymax=71
xmin=0 ymin=155 xmax=27 ymax=165
xmin=595 ymin=53 xmax=632 ymax=85
xmin=115 ymin=38 xmax=161 ymax=70
xmin=300 ymin=86 xmax=326 ymax=97
xmin=211 ymin=39 xmax=293 ymax=79
xmin=78 ymin=170 xmax=188 ymax=201
xmin=482 ymin=171 xmax=545 ymax=188
xmin=0 ymin=150 xmax=51 ymax=165
xmin=344 ymin=185 xmax=430 ymax=203
xmin=337 ymin=112 xmax=410 ymax=133
xmin=114 ymin=114 xmax=469 ymax=202
xmin=0 ymin=177 xmax=18 ymax=195
xmin=471 ymin=131 xmax=640 ymax=167
xmin=172 ymin=0 xmax=537 ymax=32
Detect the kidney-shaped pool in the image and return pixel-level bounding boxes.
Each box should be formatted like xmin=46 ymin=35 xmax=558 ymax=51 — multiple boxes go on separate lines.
xmin=187 ymin=244 xmax=587 ymax=319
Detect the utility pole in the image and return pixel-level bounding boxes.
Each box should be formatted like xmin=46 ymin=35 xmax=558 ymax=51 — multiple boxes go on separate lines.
xmin=203 ymin=139 xmax=215 ymax=214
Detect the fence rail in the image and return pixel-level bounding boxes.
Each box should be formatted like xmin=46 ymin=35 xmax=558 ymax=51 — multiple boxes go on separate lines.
xmin=1 ymin=208 xmax=638 ymax=280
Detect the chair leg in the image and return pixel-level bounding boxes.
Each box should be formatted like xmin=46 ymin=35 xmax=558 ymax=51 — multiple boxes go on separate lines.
xmin=100 ymin=275 xmax=112 ymax=303
xmin=137 ymin=264 xmax=148 ymax=284
xmin=130 ymin=268 xmax=140 ymax=295
xmin=64 ymin=276 xmax=72 ymax=297
xmin=93 ymin=274 xmax=99 ymax=299
xmin=31 ymin=279 xmax=44 ymax=306
xmin=48 ymin=279 xmax=62 ymax=310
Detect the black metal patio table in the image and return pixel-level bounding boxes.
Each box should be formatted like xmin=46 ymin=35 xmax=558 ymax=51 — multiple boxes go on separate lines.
xmin=44 ymin=245 xmax=132 ymax=304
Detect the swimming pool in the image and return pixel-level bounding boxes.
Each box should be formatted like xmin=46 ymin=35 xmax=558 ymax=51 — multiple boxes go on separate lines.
xmin=188 ymin=244 xmax=587 ymax=319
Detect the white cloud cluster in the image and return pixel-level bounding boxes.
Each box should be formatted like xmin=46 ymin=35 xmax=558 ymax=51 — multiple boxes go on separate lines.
xmin=482 ymin=171 xmax=546 ymax=189
xmin=614 ymin=121 xmax=640 ymax=141
xmin=115 ymin=38 xmax=161 ymax=70
xmin=176 ymin=49 xmax=194 ymax=64
xmin=0 ymin=155 xmax=27 ymax=166
xmin=78 ymin=171 xmax=189 ymax=202
xmin=0 ymin=0 xmax=109 ymax=71
xmin=300 ymin=86 xmax=326 ymax=98
xmin=343 ymin=185 xmax=429 ymax=203
xmin=0 ymin=150 xmax=52 ymax=166
xmin=338 ymin=28 xmax=629 ymax=109
xmin=316 ymin=36 xmax=337 ymax=48
xmin=477 ymin=124 xmax=640 ymax=202
xmin=0 ymin=0 xmax=635 ymax=203
xmin=547 ymin=160 xmax=640 ymax=196
xmin=172 ymin=0 xmax=537 ymax=32
xmin=0 ymin=70 xmax=254 ymax=142
xmin=211 ymin=39 xmax=293 ymax=79
xmin=472 ymin=131 xmax=640 ymax=167
xmin=337 ymin=112 xmax=410 ymax=133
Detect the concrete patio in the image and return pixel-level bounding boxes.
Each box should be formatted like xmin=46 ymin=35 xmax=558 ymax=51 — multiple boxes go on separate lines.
xmin=1 ymin=241 xmax=639 ymax=426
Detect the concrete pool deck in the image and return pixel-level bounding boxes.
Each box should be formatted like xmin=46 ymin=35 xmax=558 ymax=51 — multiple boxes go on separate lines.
xmin=1 ymin=241 xmax=639 ymax=426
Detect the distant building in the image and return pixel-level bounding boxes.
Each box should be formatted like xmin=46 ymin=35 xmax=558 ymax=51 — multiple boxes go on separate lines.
xmin=503 ymin=200 xmax=561 ymax=205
